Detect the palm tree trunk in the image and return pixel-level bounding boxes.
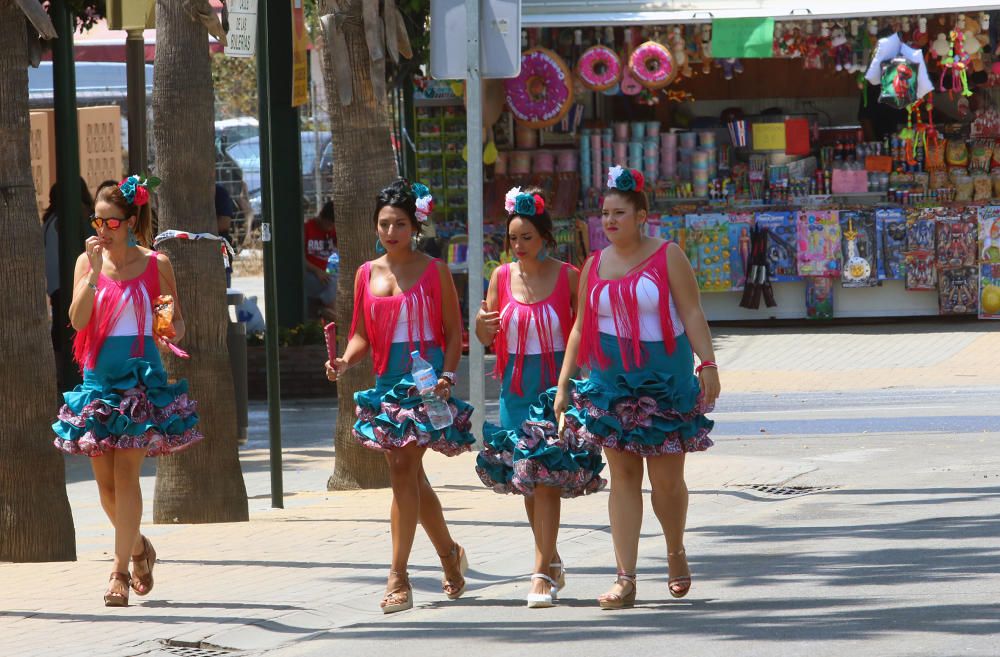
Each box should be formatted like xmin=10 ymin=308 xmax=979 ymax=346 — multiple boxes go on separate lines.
xmin=0 ymin=1 xmax=76 ymax=561
xmin=321 ymin=0 xmax=392 ymax=489
xmin=151 ymin=0 xmax=248 ymax=522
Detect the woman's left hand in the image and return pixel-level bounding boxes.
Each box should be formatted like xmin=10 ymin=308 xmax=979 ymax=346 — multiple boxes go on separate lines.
xmin=433 ymin=377 xmax=453 ymax=400
xmin=698 ymin=367 xmax=721 ymax=408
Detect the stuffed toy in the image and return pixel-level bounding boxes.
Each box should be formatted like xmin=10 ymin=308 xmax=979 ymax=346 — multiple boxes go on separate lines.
xmin=831 ymin=24 xmax=852 ymax=71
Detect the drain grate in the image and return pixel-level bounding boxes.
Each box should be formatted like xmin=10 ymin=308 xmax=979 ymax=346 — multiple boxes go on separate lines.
xmin=736 ymin=484 xmax=839 ymax=497
xmin=159 ymin=640 xmax=241 ymax=657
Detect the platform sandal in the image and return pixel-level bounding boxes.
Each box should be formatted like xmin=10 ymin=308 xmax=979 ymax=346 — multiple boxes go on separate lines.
xmin=598 ymin=572 xmax=636 ymax=610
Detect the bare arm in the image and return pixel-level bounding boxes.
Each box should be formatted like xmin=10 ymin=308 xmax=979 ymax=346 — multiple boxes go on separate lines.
xmin=666 ymin=242 xmax=720 ymax=405
xmin=68 ymin=252 xmax=99 ymax=331
xmin=156 ymin=252 xmax=185 ymax=343
xmin=437 ymin=260 xmax=463 ymax=375
xmin=474 ymin=267 xmax=501 ymax=346
xmin=326 ymin=267 xmax=371 ymax=382
xmin=553 ymin=256 xmax=593 ymax=416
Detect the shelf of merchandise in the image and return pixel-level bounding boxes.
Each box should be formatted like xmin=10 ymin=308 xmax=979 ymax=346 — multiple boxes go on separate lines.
xmin=414 ymin=97 xmax=468 ymax=230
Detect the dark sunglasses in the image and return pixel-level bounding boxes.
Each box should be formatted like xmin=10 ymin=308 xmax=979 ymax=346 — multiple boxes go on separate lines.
xmin=90 ymin=215 xmax=127 ymax=230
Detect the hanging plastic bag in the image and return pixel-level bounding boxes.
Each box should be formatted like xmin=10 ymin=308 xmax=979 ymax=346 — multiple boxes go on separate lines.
xmin=879 ymin=57 xmax=918 ymax=108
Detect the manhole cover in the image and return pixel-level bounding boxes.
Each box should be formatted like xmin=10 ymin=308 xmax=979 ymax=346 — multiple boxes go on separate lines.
xmin=736 ymin=484 xmax=839 ymax=497
xmin=159 ymin=640 xmax=241 ymax=657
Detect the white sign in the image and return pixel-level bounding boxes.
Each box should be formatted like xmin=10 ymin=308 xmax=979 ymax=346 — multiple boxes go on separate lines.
xmin=430 ymin=0 xmax=521 ymax=80
xmin=225 ymin=0 xmax=258 ymax=58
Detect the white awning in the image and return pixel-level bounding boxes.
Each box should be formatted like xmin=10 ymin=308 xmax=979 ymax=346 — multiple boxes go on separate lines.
xmin=522 ymin=0 xmax=1000 ymax=26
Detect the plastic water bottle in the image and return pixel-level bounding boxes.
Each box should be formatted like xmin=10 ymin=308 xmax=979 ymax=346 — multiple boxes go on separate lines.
xmin=410 ymin=350 xmax=453 ymax=430
xmin=326 ymin=251 xmax=339 ymax=277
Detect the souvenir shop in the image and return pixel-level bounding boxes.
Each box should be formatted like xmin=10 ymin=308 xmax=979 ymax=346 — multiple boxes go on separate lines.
xmin=413 ymin=4 xmax=1000 ymax=321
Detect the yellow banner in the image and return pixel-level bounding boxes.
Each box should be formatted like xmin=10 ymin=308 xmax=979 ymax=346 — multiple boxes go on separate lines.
xmin=291 ymin=0 xmax=309 ymax=107
xmin=752 ymin=123 xmax=786 ymax=152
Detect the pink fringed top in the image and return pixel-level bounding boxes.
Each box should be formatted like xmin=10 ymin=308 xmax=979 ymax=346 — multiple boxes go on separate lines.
xmin=578 ymin=241 xmax=677 ymax=371
xmin=73 ymin=253 xmax=161 ymax=371
xmin=349 ymin=259 xmax=447 ymax=376
xmin=492 ymin=262 xmax=576 ymax=396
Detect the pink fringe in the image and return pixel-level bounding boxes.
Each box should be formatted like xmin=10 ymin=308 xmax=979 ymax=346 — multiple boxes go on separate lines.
xmin=73 ymin=254 xmax=160 ymax=371
xmin=492 ymin=263 xmax=575 ymax=395
xmin=349 ymin=260 xmax=446 ymax=376
xmin=578 ymin=242 xmax=676 ymax=371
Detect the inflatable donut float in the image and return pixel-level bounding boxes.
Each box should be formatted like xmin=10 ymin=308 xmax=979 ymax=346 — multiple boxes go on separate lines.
xmin=504 ymin=47 xmax=574 ymax=129
xmin=628 ymin=41 xmax=676 ymax=90
xmin=577 ymin=44 xmax=622 ymax=92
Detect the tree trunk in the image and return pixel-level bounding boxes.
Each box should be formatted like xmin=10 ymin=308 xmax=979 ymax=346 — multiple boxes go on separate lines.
xmin=321 ymin=0 xmax=393 ymax=489
xmin=0 ymin=1 xmax=76 ymax=561
xmin=151 ymin=0 xmax=248 ymax=522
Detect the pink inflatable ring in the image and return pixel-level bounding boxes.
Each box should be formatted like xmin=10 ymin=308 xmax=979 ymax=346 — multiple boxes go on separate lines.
xmin=628 ymin=41 xmax=675 ymax=90
xmin=504 ymin=47 xmax=574 ymax=129
xmin=577 ymin=45 xmax=622 ymax=92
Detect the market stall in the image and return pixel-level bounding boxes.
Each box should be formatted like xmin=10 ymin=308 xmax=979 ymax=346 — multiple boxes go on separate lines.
xmin=417 ymin=6 xmax=1000 ymax=321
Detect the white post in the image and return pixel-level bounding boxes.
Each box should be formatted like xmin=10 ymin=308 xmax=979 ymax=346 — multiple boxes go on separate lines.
xmin=465 ymin=0 xmax=485 ymax=441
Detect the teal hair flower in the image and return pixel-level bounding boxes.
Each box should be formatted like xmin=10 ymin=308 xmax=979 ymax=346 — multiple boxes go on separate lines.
xmin=615 ymin=168 xmax=636 ymax=192
xmin=411 ymin=182 xmax=431 ymax=199
xmin=514 ymin=193 xmax=537 ymax=216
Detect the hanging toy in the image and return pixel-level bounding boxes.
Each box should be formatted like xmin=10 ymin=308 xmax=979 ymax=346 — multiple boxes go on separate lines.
xmin=940 ymin=27 xmax=973 ymax=97
xmin=911 ymin=16 xmax=930 ymax=49
xmin=720 ymin=58 xmax=744 ymax=80
xmin=697 ymin=25 xmax=713 ymax=74
xmin=628 ymin=40 xmax=676 ymax=89
xmin=577 ymin=44 xmax=623 ymax=91
xmin=503 ymin=47 xmax=575 ymax=128
xmin=668 ymin=26 xmax=693 ymax=78
xmin=830 ymin=23 xmax=852 ymax=72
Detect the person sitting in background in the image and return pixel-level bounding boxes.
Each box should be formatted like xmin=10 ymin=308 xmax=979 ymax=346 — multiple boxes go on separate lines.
xmin=215 ymin=183 xmax=236 ymax=287
xmin=304 ymin=200 xmax=338 ymax=321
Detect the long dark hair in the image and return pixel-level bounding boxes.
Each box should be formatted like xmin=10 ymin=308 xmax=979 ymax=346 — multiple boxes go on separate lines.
xmin=373 ymin=178 xmax=422 ymax=235
xmin=507 ymin=187 xmax=555 ymax=250
xmin=43 ymin=177 xmax=94 ymax=224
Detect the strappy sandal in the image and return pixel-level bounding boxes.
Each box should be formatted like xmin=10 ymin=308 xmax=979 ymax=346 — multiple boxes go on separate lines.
xmin=549 ymin=559 xmax=567 ymax=600
xmin=439 ymin=543 xmax=468 ymax=600
xmin=131 ymin=535 xmax=156 ymax=596
xmin=598 ymin=572 xmax=636 ymax=610
xmin=668 ymin=548 xmax=692 ymax=599
xmin=381 ymin=570 xmax=413 ymax=614
xmin=104 ymin=571 xmax=131 ymax=607
xmin=526 ymin=573 xmax=557 ymax=608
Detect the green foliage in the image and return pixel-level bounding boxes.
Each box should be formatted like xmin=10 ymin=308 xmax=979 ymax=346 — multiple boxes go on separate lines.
xmin=247 ymin=320 xmax=325 ymax=347
xmin=41 ymin=0 xmax=106 ymax=30
xmin=212 ymin=53 xmax=259 ymax=119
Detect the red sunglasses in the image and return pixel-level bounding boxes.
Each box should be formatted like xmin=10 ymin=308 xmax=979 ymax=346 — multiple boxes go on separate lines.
xmin=90 ymin=215 xmax=127 ymax=230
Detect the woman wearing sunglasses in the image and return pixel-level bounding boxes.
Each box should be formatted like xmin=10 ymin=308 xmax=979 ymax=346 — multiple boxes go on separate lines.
xmin=53 ymin=176 xmax=203 ymax=607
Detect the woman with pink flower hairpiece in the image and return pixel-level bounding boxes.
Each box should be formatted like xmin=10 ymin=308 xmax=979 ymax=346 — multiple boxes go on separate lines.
xmin=324 ymin=179 xmax=474 ymax=614
xmin=474 ymin=187 xmax=606 ymax=609
xmin=553 ymin=166 xmax=720 ymax=609
xmin=53 ymin=174 xmax=202 ymax=607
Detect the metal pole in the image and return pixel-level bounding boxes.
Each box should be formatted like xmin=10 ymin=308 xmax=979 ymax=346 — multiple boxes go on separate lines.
xmin=257 ymin=0 xmax=283 ymax=508
xmin=125 ymin=29 xmax=148 ymax=174
xmin=52 ymin=1 xmax=82 ymax=390
xmin=465 ymin=0 xmax=485 ymax=441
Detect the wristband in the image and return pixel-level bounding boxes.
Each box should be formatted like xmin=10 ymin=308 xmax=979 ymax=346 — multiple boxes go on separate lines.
xmin=441 ymin=371 xmax=457 ymax=385
xmin=695 ymin=361 xmax=717 ymax=374
xmin=87 ymin=282 xmax=98 ymax=294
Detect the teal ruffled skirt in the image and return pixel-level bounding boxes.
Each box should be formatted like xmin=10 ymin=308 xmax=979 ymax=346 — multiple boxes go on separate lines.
xmin=477 ymin=352 xmax=606 ymax=497
xmin=565 ymin=333 xmax=714 ymax=457
xmin=354 ymin=343 xmax=475 ymax=456
xmin=53 ymin=336 xmax=203 ymax=457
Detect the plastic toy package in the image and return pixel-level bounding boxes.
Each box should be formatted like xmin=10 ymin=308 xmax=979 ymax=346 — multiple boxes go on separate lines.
xmin=685 ymin=214 xmax=731 ymax=292
xmin=755 ymin=211 xmax=799 ymax=281
xmin=876 ymin=208 xmax=907 ymax=280
xmin=980 ymin=263 xmax=1000 ymax=319
xmin=796 ymin=210 xmax=842 ymax=277
xmin=938 ymin=266 xmax=978 ymax=315
xmin=979 ymin=206 xmax=1000 ymax=264
xmin=728 ymin=213 xmax=754 ymax=291
xmin=935 ymin=214 xmax=978 ymax=268
xmin=905 ymin=251 xmax=937 ymax=290
xmin=839 ymin=211 xmax=878 ymax=288
xmin=805 ymin=276 xmax=835 ymax=320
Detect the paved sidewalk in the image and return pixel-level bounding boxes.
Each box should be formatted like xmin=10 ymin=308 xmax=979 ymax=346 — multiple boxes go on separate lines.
xmin=2 ymin=323 xmax=999 ymax=657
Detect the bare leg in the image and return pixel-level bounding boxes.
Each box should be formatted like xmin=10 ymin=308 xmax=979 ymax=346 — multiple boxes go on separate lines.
xmin=524 ymin=494 xmax=563 ymax=581
xmin=416 ymin=464 xmax=465 ymax=594
xmin=111 ymin=449 xmax=146 ymax=594
xmin=385 ymin=445 xmax=424 ymax=594
xmin=528 ymin=485 xmax=561 ymax=595
xmin=600 ymin=448 xmax=644 ymax=600
xmin=648 ymin=453 xmax=691 ymax=595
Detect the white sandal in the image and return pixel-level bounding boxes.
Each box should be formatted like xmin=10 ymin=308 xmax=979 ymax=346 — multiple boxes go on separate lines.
xmin=526 ymin=573 xmax=557 ymax=608
xmin=549 ymin=560 xmax=567 ymax=599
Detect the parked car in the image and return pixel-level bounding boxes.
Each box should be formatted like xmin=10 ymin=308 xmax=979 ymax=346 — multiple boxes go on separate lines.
xmin=226 ymin=130 xmax=331 ymax=217
xmin=215 ymin=117 xmax=259 ymax=151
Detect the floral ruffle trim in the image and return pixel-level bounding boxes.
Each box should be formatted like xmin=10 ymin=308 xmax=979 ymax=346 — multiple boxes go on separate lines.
xmin=53 ymin=388 xmax=203 ymax=457
xmin=353 ymin=391 xmax=475 ymax=457
xmin=566 ymin=390 xmax=714 ymax=457
xmin=476 ymin=418 xmax=606 ymax=498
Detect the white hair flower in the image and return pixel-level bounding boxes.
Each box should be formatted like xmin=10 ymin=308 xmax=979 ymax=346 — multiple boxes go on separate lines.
xmin=504 ymin=186 xmax=522 ymax=214
xmin=607 ymin=165 xmax=625 ymax=189
xmin=414 ymin=195 xmax=434 ymax=223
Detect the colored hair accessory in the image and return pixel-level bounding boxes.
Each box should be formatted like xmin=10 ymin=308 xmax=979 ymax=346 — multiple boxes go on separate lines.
xmin=504 ymin=186 xmax=522 ymax=214
xmin=119 ymin=173 xmax=161 ymax=206
xmin=607 ymin=165 xmax=645 ymax=192
xmin=412 ymin=182 xmax=434 ymax=223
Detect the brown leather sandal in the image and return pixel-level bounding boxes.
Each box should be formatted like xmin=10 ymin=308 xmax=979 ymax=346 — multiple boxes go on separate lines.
xmin=104 ymin=572 xmax=131 ymax=607
xmin=130 ymin=536 xmax=156 ymax=596
xmin=668 ymin=548 xmax=692 ymax=599
xmin=439 ymin=544 xmax=468 ymax=600
xmin=381 ymin=570 xmax=413 ymax=614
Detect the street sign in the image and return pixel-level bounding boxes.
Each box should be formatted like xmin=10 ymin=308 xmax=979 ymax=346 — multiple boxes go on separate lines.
xmin=430 ymin=0 xmax=521 ymax=80
xmin=225 ymin=0 xmax=258 ymax=58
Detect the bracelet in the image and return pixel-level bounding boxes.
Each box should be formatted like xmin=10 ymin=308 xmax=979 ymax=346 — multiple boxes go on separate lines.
xmin=87 ymin=282 xmax=98 ymax=293
xmin=441 ymin=371 xmax=456 ymax=386
xmin=695 ymin=361 xmax=718 ymax=374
